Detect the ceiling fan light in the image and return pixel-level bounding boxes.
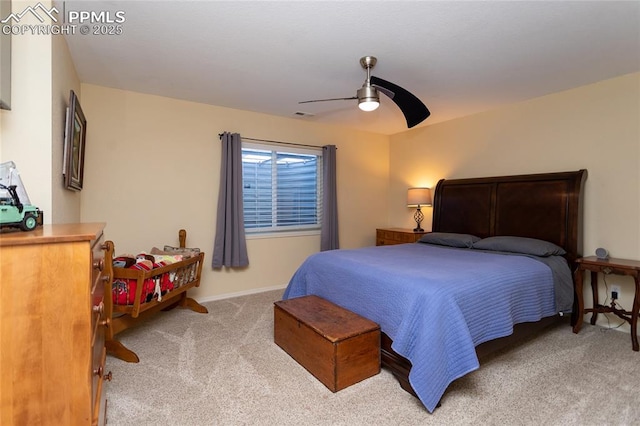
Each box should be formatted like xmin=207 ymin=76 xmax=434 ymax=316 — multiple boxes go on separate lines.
xmin=358 ymin=100 xmax=379 ymax=111
xmin=357 ymin=85 xmax=380 ymax=112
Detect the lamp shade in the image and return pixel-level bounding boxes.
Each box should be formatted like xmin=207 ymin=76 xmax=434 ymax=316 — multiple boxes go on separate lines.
xmin=407 ymin=187 xmax=432 ymax=207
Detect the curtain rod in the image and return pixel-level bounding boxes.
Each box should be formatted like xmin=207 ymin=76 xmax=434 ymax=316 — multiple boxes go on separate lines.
xmin=218 ymin=133 xmax=334 ymax=150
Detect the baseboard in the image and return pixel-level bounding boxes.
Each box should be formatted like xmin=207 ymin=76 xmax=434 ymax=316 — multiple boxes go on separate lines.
xmin=195 ymin=284 xmax=287 ymax=304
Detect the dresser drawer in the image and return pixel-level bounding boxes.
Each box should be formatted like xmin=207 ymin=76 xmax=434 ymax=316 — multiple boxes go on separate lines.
xmin=92 ymin=347 xmax=108 ymax=426
xmin=91 ymin=236 xmax=107 ymax=356
xmin=90 ymin=291 xmax=106 ymax=408
xmin=90 ymin=234 xmax=109 ymax=426
xmin=91 ymin=235 xmax=106 ymax=296
xmin=398 ymin=232 xmax=419 ymax=243
xmin=376 ymin=228 xmax=427 ymax=246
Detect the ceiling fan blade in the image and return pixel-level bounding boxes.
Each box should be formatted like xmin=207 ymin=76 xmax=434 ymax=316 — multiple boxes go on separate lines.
xmin=370 ymin=76 xmax=430 ymax=128
xmin=299 ymin=96 xmax=357 ymax=104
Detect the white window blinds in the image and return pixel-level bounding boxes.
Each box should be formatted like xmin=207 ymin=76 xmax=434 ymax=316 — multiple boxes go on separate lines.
xmin=242 ymin=143 xmax=322 ymax=233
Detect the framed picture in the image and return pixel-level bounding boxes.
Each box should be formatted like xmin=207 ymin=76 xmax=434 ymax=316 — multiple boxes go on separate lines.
xmin=63 ymin=90 xmax=87 ymax=191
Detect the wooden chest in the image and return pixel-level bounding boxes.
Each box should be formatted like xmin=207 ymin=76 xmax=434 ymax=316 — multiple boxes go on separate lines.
xmin=274 ymin=295 xmax=381 ymax=392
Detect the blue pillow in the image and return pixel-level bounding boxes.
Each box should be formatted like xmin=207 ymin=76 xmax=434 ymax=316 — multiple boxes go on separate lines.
xmin=472 ymin=236 xmax=566 ymax=257
xmin=418 ymin=232 xmax=480 ymax=249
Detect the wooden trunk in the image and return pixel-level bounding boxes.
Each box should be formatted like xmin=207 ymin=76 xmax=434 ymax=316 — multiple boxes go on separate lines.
xmin=274 ymin=295 xmax=380 ymax=392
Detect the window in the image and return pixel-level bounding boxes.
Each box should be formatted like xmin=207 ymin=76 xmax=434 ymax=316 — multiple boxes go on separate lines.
xmin=242 ymin=142 xmax=322 ymax=234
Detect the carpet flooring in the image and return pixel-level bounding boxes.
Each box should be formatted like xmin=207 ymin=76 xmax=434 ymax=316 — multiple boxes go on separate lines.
xmin=105 ymin=289 xmax=639 ymax=425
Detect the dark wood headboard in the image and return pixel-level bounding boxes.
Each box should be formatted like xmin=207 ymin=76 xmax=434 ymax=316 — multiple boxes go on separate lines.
xmin=432 ymin=170 xmax=587 ymax=265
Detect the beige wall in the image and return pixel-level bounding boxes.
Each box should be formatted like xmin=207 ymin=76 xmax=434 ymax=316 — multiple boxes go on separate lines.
xmin=0 ymin=1 xmax=53 ymax=217
xmin=79 ymin=84 xmax=389 ymax=300
xmin=0 ymin=1 xmax=81 ymax=223
xmin=51 ymin=33 xmax=82 ymax=223
xmin=389 ymin=72 xmax=640 ymax=329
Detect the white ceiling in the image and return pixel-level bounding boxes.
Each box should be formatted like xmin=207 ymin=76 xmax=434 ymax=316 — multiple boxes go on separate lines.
xmin=60 ymin=1 xmax=640 ymax=135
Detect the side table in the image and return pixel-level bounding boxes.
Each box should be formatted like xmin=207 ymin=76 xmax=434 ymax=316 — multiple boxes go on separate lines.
xmin=572 ymin=256 xmax=640 ymax=351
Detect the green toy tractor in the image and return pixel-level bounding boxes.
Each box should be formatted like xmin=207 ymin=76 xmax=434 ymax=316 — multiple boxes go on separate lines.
xmin=0 ymin=162 xmax=43 ymax=231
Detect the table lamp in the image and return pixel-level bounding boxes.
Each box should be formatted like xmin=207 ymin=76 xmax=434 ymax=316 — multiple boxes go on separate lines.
xmin=407 ymin=187 xmax=432 ymax=232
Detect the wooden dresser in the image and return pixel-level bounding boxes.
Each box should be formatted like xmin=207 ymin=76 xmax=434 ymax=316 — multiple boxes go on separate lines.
xmin=376 ymin=228 xmax=427 ymax=246
xmin=0 ymin=223 xmax=112 ymax=425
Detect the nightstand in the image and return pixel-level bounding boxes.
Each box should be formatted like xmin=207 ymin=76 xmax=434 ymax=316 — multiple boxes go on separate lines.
xmin=376 ymin=228 xmax=427 ymax=246
xmin=572 ymin=256 xmax=640 ymax=351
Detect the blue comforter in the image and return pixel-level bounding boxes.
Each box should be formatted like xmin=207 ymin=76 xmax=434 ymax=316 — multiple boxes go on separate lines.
xmin=282 ymin=243 xmax=558 ymax=412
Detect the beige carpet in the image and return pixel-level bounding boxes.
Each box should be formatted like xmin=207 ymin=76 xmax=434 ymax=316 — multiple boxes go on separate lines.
xmin=105 ymin=290 xmax=639 ymax=425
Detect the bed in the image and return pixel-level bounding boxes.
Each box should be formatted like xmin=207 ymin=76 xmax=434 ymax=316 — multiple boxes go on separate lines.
xmin=282 ymin=169 xmax=587 ymax=412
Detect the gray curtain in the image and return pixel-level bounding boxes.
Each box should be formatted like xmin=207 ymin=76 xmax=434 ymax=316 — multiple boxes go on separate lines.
xmin=321 ymin=145 xmax=339 ymax=251
xmin=212 ymin=132 xmax=249 ymax=268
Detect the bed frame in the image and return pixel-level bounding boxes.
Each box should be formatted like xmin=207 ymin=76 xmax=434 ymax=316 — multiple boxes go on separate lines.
xmin=381 ymin=169 xmax=588 ymax=400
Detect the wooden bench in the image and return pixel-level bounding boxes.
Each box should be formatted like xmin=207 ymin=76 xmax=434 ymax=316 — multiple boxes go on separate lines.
xmin=274 ymin=295 xmax=381 ymax=392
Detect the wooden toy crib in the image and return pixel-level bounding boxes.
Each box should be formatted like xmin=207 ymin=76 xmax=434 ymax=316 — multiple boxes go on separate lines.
xmin=104 ymin=229 xmax=207 ymax=363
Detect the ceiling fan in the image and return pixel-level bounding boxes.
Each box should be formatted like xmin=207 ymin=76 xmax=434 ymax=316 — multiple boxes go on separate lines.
xmin=299 ymin=56 xmax=430 ymax=128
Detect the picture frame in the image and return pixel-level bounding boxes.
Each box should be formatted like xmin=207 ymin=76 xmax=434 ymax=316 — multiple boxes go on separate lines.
xmin=63 ymin=90 xmax=87 ymax=191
